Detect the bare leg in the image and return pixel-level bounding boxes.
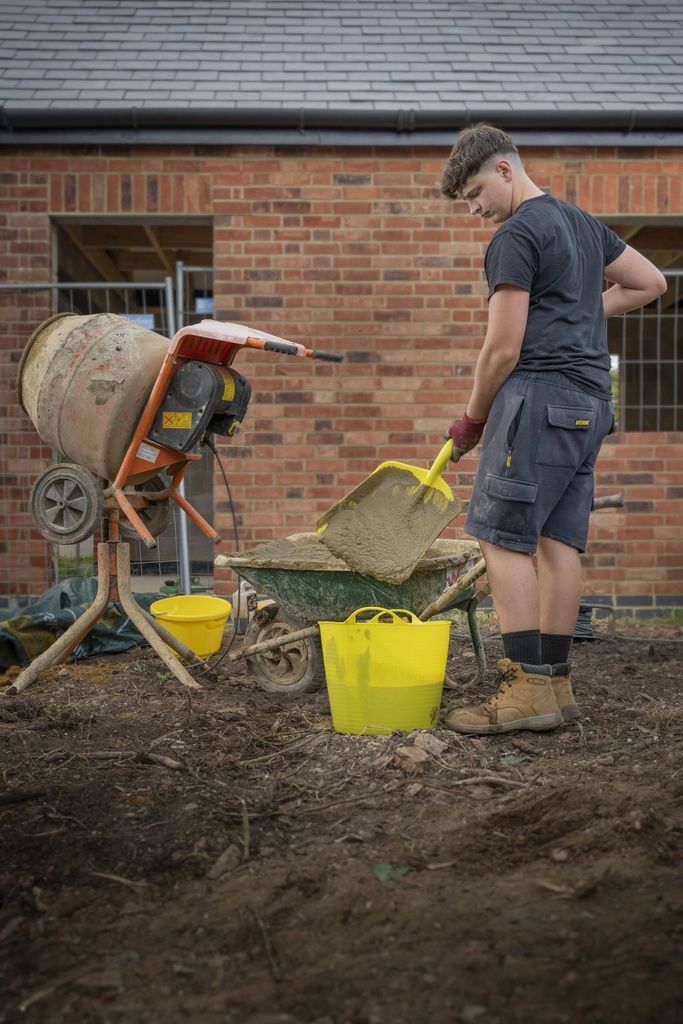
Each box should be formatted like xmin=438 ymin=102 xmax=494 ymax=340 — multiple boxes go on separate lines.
xmin=537 ymin=536 xmax=582 ymax=636
xmin=478 ymin=541 xmax=539 ymax=634
xmin=446 ymin=540 xmax=566 ymax=734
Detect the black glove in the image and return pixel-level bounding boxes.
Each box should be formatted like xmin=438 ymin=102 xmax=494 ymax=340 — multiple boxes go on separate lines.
xmin=446 ymin=412 xmax=487 ymax=460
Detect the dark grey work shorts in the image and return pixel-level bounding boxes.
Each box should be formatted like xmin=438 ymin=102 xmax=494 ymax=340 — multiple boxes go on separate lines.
xmin=464 ymin=371 xmax=615 ymax=554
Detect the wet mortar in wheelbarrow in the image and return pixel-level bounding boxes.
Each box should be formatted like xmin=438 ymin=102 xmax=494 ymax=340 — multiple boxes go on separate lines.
xmin=215 ymin=535 xmax=486 ymax=695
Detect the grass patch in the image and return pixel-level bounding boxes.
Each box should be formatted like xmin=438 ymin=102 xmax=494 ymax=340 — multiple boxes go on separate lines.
xmin=57 ymin=556 xmax=95 ymax=577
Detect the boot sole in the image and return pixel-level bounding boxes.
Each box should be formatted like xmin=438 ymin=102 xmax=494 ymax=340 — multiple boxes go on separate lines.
xmin=444 ymin=710 xmax=565 ymax=735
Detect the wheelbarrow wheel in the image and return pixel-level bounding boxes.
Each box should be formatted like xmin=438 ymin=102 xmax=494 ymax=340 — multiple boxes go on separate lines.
xmin=243 ymin=609 xmax=325 ymax=694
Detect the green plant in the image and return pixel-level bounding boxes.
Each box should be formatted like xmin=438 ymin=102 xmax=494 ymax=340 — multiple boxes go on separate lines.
xmin=57 ymin=555 xmax=95 ymax=577
xmin=614 ymin=609 xmax=683 ymax=629
xmin=659 ymin=609 xmax=683 ymax=627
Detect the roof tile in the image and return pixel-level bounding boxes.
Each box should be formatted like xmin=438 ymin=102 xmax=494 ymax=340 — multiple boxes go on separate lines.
xmin=0 ymin=0 xmax=682 ymax=114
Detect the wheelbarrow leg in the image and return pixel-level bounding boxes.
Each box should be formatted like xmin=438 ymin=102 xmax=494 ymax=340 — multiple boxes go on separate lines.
xmin=467 ymin=596 xmax=487 ymax=686
xmin=465 ymin=578 xmax=492 ymax=686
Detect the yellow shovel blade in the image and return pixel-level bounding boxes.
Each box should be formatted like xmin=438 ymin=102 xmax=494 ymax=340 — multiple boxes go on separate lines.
xmin=316 ymin=440 xmax=461 ymax=584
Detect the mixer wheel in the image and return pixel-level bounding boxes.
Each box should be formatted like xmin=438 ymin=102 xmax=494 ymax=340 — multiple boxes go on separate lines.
xmin=244 ymin=608 xmax=326 ymax=694
xmin=119 ymin=474 xmax=172 ymax=542
xmin=30 ymin=463 xmax=104 ymax=545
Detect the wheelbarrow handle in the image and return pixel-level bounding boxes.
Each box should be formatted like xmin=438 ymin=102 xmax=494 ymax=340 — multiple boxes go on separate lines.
xmin=592 ymin=492 xmax=624 ymax=510
xmin=418 ymin=557 xmax=488 ymax=622
xmin=228 ymin=624 xmax=320 ymax=662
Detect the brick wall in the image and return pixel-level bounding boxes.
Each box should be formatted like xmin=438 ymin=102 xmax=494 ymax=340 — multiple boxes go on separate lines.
xmin=1 ymin=143 xmax=682 ymax=615
xmin=0 ymin=156 xmax=53 ymax=603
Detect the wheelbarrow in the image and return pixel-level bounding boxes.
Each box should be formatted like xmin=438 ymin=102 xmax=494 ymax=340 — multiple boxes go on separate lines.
xmin=215 ymin=535 xmax=487 ymax=694
xmin=215 ymin=494 xmax=625 ymax=695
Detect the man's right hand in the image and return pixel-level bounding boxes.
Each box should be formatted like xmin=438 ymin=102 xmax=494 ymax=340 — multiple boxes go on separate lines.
xmin=446 ymin=412 xmax=488 ymax=460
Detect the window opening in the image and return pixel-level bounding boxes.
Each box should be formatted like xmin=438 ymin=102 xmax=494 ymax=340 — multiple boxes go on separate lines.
xmin=608 ymin=271 xmax=681 ymax=432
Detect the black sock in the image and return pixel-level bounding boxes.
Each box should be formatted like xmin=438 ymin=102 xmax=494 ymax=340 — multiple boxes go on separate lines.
xmin=541 ymin=633 xmax=573 ymax=666
xmin=502 ymin=629 xmax=542 ymax=665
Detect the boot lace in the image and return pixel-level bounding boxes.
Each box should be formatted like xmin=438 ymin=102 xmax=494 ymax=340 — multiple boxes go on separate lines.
xmin=486 ymin=662 xmax=519 ymax=707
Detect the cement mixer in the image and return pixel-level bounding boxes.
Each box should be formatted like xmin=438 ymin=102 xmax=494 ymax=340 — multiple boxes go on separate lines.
xmin=8 ymin=312 xmax=342 ymax=696
xmin=18 ymin=312 xmax=342 ymax=549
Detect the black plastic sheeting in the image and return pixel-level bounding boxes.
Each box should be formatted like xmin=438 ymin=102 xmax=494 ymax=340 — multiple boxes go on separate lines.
xmin=0 ymin=577 xmax=156 ymax=670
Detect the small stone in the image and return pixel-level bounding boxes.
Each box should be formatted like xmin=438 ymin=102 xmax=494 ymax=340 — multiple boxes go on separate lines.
xmin=460 ymin=1006 xmax=487 ymax=1024
xmin=511 ymin=737 xmax=537 ymax=754
xmin=596 ymin=754 xmax=614 ymax=765
xmin=172 ymin=963 xmax=194 ymax=975
xmin=393 ymin=745 xmax=428 ymax=772
xmin=551 ymin=848 xmax=571 ymax=863
xmin=207 ymin=844 xmax=241 ymax=880
xmin=468 ymin=738 xmax=488 ymax=752
xmin=413 ymin=732 xmax=448 ymax=756
xmin=73 ymin=970 xmax=122 ymax=993
xmin=465 ymin=785 xmax=492 ymax=802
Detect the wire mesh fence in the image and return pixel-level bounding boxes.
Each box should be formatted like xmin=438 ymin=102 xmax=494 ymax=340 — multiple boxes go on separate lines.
xmin=608 ymin=270 xmax=682 ymax=432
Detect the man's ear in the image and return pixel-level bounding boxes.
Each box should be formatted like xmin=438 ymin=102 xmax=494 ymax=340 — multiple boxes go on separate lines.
xmin=497 ymin=159 xmax=513 ymax=181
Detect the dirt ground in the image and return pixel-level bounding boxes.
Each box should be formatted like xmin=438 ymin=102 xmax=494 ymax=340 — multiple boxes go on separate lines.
xmin=1 ymin=617 xmax=682 ymax=1024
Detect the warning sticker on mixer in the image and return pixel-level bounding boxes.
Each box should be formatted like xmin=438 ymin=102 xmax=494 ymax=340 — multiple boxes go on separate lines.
xmin=136 ymin=442 xmax=160 ymax=463
xmin=162 ymin=411 xmax=193 ymax=429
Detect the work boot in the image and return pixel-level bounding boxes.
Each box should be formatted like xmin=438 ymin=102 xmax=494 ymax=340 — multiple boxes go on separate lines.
xmin=551 ymin=663 xmax=579 ymax=721
xmin=444 ymin=659 xmax=564 ymax=735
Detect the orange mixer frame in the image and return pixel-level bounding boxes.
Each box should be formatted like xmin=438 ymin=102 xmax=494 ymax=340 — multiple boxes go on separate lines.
xmin=106 ymin=319 xmax=339 ymax=549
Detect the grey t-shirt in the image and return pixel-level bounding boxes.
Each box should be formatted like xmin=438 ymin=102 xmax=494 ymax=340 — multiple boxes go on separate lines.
xmin=485 ymin=193 xmax=626 ymax=396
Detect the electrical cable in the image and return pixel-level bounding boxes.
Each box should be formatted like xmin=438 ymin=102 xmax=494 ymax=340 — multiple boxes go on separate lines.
xmin=188 ymin=435 xmax=246 ymax=677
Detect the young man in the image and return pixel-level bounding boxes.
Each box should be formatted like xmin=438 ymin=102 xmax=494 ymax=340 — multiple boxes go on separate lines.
xmin=441 ymin=124 xmax=666 ymax=735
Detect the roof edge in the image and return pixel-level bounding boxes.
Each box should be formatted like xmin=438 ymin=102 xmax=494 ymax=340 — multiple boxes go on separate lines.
xmin=2 ymin=106 xmax=683 ymax=134
xmin=2 ymin=107 xmax=683 ymax=149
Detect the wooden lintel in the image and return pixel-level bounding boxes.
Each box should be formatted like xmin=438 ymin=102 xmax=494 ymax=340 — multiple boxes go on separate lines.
xmin=143 ymin=225 xmax=175 ymax=275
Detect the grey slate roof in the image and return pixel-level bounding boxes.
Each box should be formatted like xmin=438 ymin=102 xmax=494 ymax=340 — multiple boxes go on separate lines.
xmin=1 ymin=1 xmax=682 ymax=143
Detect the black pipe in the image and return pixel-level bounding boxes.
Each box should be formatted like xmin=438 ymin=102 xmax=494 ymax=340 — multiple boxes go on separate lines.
xmin=1 ymin=105 xmax=682 ymax=134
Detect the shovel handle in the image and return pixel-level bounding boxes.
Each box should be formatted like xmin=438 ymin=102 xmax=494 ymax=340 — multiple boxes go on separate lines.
xmin=424 ymin=439 xmax=456 ymax=486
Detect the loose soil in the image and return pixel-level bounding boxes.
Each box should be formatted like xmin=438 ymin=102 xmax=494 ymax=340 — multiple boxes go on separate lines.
xmin=1 ymin=620 xmax=682 ymax=1024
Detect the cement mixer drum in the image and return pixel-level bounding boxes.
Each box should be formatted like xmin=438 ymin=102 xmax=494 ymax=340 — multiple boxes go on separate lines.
xmin=17 ymin=312 xmax=171 ymax=483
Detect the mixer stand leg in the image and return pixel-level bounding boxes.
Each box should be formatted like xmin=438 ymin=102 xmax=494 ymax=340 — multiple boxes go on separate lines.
xmin=113 ymin=544 xmax=202 ymax=690
xmin=6 ymin=542 xmax=204 ymax=696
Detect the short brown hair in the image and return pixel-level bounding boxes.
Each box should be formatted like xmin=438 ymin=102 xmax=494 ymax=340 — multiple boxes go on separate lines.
xmin=441 ymin=124 xmax=519 ymax=199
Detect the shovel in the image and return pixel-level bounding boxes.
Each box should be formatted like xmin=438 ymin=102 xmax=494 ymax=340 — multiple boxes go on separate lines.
xmin=316 ymin=439 xmax=463 ymax=584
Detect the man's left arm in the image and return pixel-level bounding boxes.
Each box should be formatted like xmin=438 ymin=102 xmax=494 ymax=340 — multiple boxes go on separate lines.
xmin=603 ymin=245 xmax=667 ymax=317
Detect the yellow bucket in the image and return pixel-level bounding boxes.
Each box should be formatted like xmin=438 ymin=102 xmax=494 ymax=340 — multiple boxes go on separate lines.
xmin=150 ymin=595 xmax=232 ymax=657
xmin=319 ymin=607 xmax=450 ymax=735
